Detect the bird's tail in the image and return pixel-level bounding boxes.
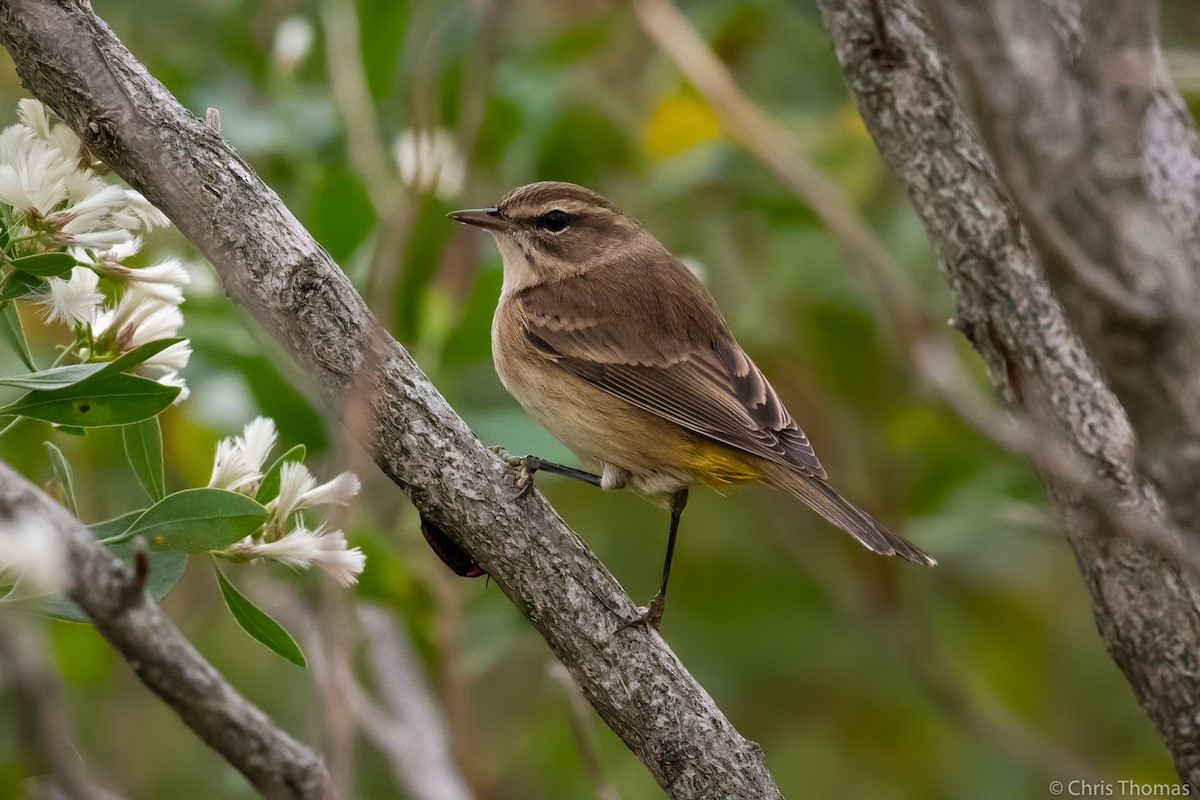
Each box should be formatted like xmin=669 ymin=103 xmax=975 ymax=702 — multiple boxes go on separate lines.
xmin=765 ymin=467 xmax=936 ymax=567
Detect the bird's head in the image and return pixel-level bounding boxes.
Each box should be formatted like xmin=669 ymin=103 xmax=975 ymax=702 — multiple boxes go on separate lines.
xmin=449 ymin=181 xmax=644 ymax=291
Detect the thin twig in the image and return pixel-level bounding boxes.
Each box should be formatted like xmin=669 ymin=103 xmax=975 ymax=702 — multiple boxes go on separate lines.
xmin=0 ymin=621 xmax=122 ymax=800
xmin=632 ymin=0 xmax=1200 ymax=580
xmin=0 ymin=461 xmax=332 ymax=799
xmin=0 ymin=2 xmax=786 ymax=795
xmin=358 ymin=605 xmax=476 ymax=800
xmin=318 ymin=0 xmax=411 ymax=324
xmin=549 ymin=661 xmax=623 ymax=800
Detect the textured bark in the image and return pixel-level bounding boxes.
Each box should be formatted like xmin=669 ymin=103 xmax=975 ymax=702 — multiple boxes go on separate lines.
xmin=0 ymin=1 xmax=781 ymax=797
xmin=0 ymin=462 xmax=332 ymax=799
xmin=933 ymin=0 xmax=1200 ymax=538
xmin=817 ymin=0 xmax=1200 ymax=783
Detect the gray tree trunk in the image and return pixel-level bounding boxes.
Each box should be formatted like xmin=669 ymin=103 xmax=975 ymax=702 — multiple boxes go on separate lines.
xmin=818 ymin=0 xmax=1200 ymax=783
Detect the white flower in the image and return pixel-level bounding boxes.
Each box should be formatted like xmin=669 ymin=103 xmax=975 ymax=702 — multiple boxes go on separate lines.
xmin=17 ymin=98 xmax=54 ymax=140
xmin=144 ymin=340 xmax=192 ymax=373
xmin=157 ymin=371 xmax=190 ymax=404
xmin=0 ymin=100 xmax=168 ymax=241
xmin=272 ymin=462 xmax=360 ymax=521
xmin=209 ymin=417 xmax=278 ymax=491
xmin=52 ymin=228 xmax=133 ymax=249
xmin=301 ymin=471 xmax=360 ymax=508
xmin=105 ymin=237 xmax=145 ymax=264
xmin=71 ymin=237 xmax=143 ymax=270
xmin=239 ymin=417 xmax=278 ymax=473
xmin=41 ymin=183 xmax=141 ymax=249
xmin=130 ymin=300 xmax=183 ymax=346
xmin=94 ymin=288 xmax=185 ymax=352
xmin=125 ymin=258 xmax=190 ymax=303
xmin=0 ymin=510 xmax=65 ymax=595
xmin=209 ymin=439 xmax=260 ymax=491
xmin=60 ymin=170 xmax=106 ymax=208
xmin=0 ymin=133 xmax=73 ymax=214
xmin=38 ymin=266 xmax=104 ymax=326
xmin=273 ymin=461 xmax=316 ymax=523
xmin=393 ymin=128 xmax=465 ymax=200
xmin=121 ymin=190 xmax=170 ymax=230
xmin=46 ymin=182 xmax=125 ymax=229
xmin=273 ymin=16 xmax=314 ymax=73
xmin=229 ymin=525 xmax=365 ymax=587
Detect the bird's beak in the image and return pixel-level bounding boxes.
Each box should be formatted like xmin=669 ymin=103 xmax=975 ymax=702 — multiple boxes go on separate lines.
xmin=447 ymin=207 xmax=514 ymax=233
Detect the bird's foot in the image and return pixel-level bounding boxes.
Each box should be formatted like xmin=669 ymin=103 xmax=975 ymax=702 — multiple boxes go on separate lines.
xmin=491 ymin=453 xmax=541 ymax=501
xmin=493 ymin=453 xmax=604 ymax=502
xmin=614 ymin=593 xmax=665 ymax=634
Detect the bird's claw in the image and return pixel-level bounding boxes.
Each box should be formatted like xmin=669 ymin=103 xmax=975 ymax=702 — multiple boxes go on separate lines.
xmin=497 ymin=454 xmax=539 ymax=502
xmin=614 ymin=594 xmax=665 ymax=634
xmin=512 ymin=459 xmax=536 ymax=500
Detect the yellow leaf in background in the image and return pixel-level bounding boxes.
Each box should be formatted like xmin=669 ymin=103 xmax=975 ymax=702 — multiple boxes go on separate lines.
xmin=838 ymin=102 xmax=870 ymax=139
xmin=643 ymin=94 xmax=721 ymax=158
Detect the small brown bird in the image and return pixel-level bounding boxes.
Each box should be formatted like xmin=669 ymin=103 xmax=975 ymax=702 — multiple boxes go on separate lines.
xmin=450 ymin=181 xmax=934 ymax=627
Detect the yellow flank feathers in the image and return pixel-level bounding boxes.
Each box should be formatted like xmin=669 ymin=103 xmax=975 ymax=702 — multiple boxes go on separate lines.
xmin=683 ymin=440 xmax=763 ymax=486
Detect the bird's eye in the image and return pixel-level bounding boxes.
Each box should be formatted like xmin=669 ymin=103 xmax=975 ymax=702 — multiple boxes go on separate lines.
xmin=541 ymin=209 xmax=570 ymax=232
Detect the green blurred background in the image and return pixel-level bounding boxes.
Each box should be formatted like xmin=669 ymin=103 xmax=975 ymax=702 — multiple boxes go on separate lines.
xmin=2 ymin=0 xmax=1196 ymax=797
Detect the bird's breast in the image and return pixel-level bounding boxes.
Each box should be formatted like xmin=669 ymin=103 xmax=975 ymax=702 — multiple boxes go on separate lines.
xmin=491 ymin=295 xmax=759 ymax=495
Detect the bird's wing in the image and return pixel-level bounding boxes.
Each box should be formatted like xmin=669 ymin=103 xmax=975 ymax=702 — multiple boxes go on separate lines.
xmin=516 ymin=264 xmax=826 ymax=479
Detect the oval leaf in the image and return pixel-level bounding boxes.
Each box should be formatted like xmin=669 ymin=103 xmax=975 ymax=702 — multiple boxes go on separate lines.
xmin=0 ymin=373 xmax=179 ymax=427
xmin=123 ymin=417 xmax=165 ymax=502
xmin=90 ymin=509 xmax=147 ymax=540
xmin=44 ymin=441 xmax=77 ymax=517
xmin=0 ymin=269 xmax=42 ymax=302
xmin=0 ymin=338 xmax=185 ymax=391
xmin=8 ymin=252 xmax=76 ymax=277
xmin=0 ymin=302 xmax=35 ymax=372
xmin=108 ymin=488 xmax=268 ymax=553
xmin=215 ymin=566 xmax=306 ymax=667
xmin=255 ymin=444 xmax=306 ymax=503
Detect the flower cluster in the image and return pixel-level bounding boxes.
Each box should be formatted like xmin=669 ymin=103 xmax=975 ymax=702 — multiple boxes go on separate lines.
xmin=393 ymin=128 xmax=465 ymax=200
xmin=210 ymin=417 xmax=366 ymax=586
xmin=0 ymin=100 xmax=190 ymax=398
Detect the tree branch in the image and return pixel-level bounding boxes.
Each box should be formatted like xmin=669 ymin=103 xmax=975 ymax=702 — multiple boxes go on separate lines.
xmin=928 ymin=0 xmax=1200 ymax=536
xmin=0 ymin=1 xmax=782 ymax=796
xmin=0 ymin=461 xmax=333 ymax=799
xmin=0 ymin=620 xmax=124 ymax=800
xmin=817 ymin=0 xmax=1200 ymax=782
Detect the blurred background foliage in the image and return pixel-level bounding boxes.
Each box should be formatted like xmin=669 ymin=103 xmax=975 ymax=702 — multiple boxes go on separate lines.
xmin=1 ymin=0 xmax=1196 ymax=798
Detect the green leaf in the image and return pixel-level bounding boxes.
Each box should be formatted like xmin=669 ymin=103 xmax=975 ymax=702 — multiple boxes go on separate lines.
xmin=90 ymin=509 xmax=147 ymax=539
xmin=123 ymin=417 xmax=165 ymax=502
xmin=8 ymin=252 xmax=76 ymax=277
xmin=0 ymin=373 xmax=180 ymax=427
xmin=0 ymin=270 xmax=42 ymax=302
xmin=214 ymin=565 xmax=306 ymax=667
xmin=106 ymin=488 xmax=268 ymax=553
xmin=0 ymin=302 xmax=34 ymax=372
xmin=0 ymin=338 xmax=185 ymax=390
xmin=255 ymin=444 xmax=305 ymax=503
xmin=44 ymin=441 xmax=76 ymax=517
xmin=41 ymin=549 xmax=188 ymax=622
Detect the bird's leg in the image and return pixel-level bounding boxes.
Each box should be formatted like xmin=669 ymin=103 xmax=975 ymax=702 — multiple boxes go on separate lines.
xmin=500 ymin=453 xmax=603 ymax=500
xmin=618 ymin=488 xmax=689 ymax=633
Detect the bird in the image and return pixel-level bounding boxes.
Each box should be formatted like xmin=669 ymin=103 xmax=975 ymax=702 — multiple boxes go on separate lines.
xmin=449 ymin=181 xmax=935 ymax=628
